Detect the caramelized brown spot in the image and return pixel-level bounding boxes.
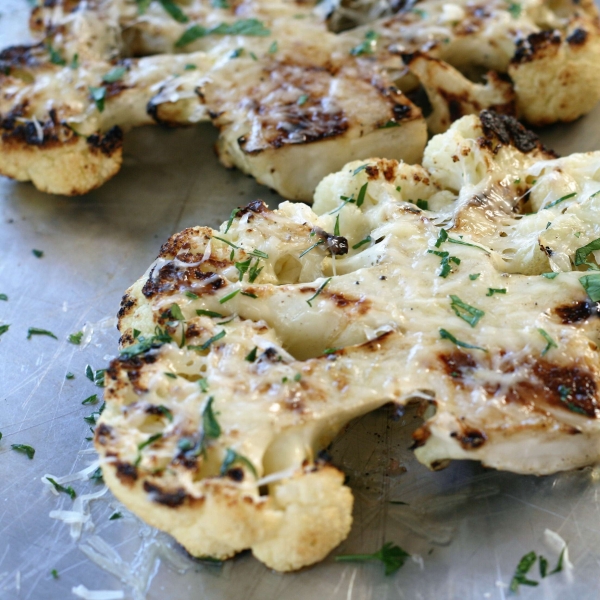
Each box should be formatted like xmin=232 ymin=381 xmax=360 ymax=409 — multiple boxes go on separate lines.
xmin=555 ymin=300 xmax=597 ymax=324
xmin=86 ymin=126 xmax=123 ymax=156
xmin=479 ymin=110 xmax=552 ymax=155
xmin=411 ymin=425 xmax=431 ymax=448
xmin=95 ymin=423 xmax=113 ymax=446
xmin=144 ymin=481 xmax=187 ymax=507
xmin=439 ymin=351 xmax=476 ymax=382
xmin=451 ymin=426 xmax=486 ymax=450
xmin=512 ymin=30 xmax=561 ymax=64
xmin=142 ymin=264 xmax=225 ymax=299
xmin=115 ymin=462 xmax=138 ymax=485
xmin=566 ymin=28 xmax=587 ymax=46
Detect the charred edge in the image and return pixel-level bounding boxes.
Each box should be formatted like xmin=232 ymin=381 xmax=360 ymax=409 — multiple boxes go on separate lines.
xmin=439 ymin=351 xmax=476 ymax=382
xmin=450 ymin=426 xmax=486 ymax=450
xmin=364 ymin=159 xmax=398 ymax=182
xmin=115 ymin=461 xmax=138 ymax=484
xmin=158 ymin=227 xmax=204 ymax=257
xmin=511 ymin=30 xmax=561 ymax=64
xmin=0 ymin=42 xmax=45 ymax=70
xmin=479 ymin=110 xmax=556 ymax=155
xmin=146 ymin=96 xmax=188 ymax=128
xmin=117 ymin=294 xmax=137 ymax=320
xmin=533 ymin=361 xmax=599 ymax=418
xmin=259 ymin=347 xmax=282 ymax=363
xmin=95 ymin=423 xmax=113 ymax=446
xmin=567 ymin=28 xmax=588 ymax=46
xmin=411 ymin=425 xmax=431 ymax=449
xmin=238 ymin=199 xmax=270 ymax=217
xmin=144 ymin=481 xmax=187 ymax=507
xmin=142 ymin=264 xmax=225 ymax=299
xmin=312 ymin=226 xmax=348 ymax=256
xmin=227 ymin=467 xmax=244 ymax=482
xmin=555 ymin=300 xmax=599 ymax=324
xmin=86 ymin=126 xmax=123 ymax=156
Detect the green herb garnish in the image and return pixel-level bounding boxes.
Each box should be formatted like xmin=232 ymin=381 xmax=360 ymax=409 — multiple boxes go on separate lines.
xmin=545 ymin=192 xmax=577 ymax=209
xmin=510 ymin=551 xmax=538 ymax=593
xmin=47 ymin=44 xmax=66 ymax=66
xmin=82 ymin=394 xmax=98 ymax=405
xmin=439 ymin=328 xmax=486 ymax=352
xmin=352 ymin=164 xmax=369 ymax=176
xmin=32 ymin=249 xmax=44 ymax=258
xmin=66 ymin=372 xmax=74 ymax=379
xmin=109 ymin=512 xmax=123 ymax=520
xmin=245 ymin=347 xmax=258 ymax=362
xmin=299 ymin=239 xmax=324 ymax=258
xmin=574 ymin=237 xmax=600 ymax=266
xmin=541 ymin=272 xmax=559 ymax=279
xmin=68 ymin=331 xmax=83 ymax=344
xmin=297 ymin=93 xmax=309 ymax=106
xmin=350 ymin=30 xmax=378 ymax=56
xmin=102 ymin=66 xmax=127 ymax=83
xmin=89 ymin=467 xmax=104 ymax=483
xmin=268 ymin=40 xmax=278 ymax=53
xmin=175 ymin=19 xmax=271 ymax=47
xmin=356 ymin=182 xmax=368 ymax=208
xmin=352 ymin=236 xmax=371 ymax=250
xmin=0 ymin=324 xmax=9 ymax=337
xmin=0 ymin=294 xmax=7 ymax=301
xmin=46 ymin=477 xmax=76 ymax=499
xmin=159 ymin=0 xmax=189 ymax=22
xmin=51 ymin=569 xmax=59 ymax=579
xmin=486 ymin=288 xmax=506 ymax=296
xmin=507 ymin=1 xmax=522 ymax=18
xmin=220 ymin=448 xmax=257 ymax=477
xmin=203 ymin=396 xmax=221 ymax=439
xmin=538 ymin=328 xmax=557 ymax=356
xmin=416 ymin=199 xmax=428 ymax=210
xmin=196 ymin=330 xmax=226 ymax=351
xmin=449 ymin=295 xmax=484 ymax=327
xmin=89 ymin=86 xmax=106 ymax=112
xmin=119 ymin=326 xmax=173 ymax=359
xmin=219 ymin=289 xmax=240 ymax=304
xmin=469 ymin=273 xmax=480 ymax=280
xmin=185 ymin=291 xmax=199 ymax=300
xmin=335 ymin=542 xmax=410 ymax=576
xmin=11 ymin=444 xmax=35 ymax=459
xmin=27 ymin=327 xmax=57 ymax=340
xmin=197 ymin=309 xmax=224 ymax=318
xmin=138 ymin=433 xmax=163 ymax=452
xmin=307 ymin=278 xmax=331 ymax=307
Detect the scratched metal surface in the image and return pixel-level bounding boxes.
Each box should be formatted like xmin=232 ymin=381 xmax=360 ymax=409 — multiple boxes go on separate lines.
xmin=3 ymin=3 xmax=600 ymax=599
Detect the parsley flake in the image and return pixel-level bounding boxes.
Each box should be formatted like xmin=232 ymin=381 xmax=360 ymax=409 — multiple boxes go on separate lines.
xmin=220 ymin=448 xmax=257 ymax=477
xmin=102 ymin=66 xmax=127 ymax=83
xmin=449 ymin=295 xmax=484 ymax=327
xmin=11 ymin=444 xmax=35 ymax=459
xmin=0 ymin=324 xmax=9 ymax=337
xmin=297 ymin=93 xmax=309 ymax=106
xmin=541 ymin=272 xmax=559 ymax=279
xmin=109 ymin=511 xmax=123 ymax=520
xmin=356 ymin=182 xmax=368 ymax=208
xmin=89 ymin=86 xmax=106 ymax=112
xmin=45 ymin=477 xmax=76 ymax=499
xmin=299 ymin=239 xmax=324 ymax=258
xmin=196 ymin=309 xmax=224 ymax=318
xmin=416 ymin=199 xmax=428 ymax=210
xmin=32 ymin=249 xmax=44 ymax=258
xmin=335 ymin=542 xmax=410 ymax=576
xmin=574 ymin=236 xmax=600 ymax=266
xmin=538 ymin=328 xmax=557 ymax=356
xmin=159 ymin=0 xmax=189 ymax=22
xmin=27 ymin=327 xmax=57 ymax=340
xmin=47 ymin=44 xmax=66 ymax=66
xmin=307 ymin=278 xmax=331 ymax=307
xmin=185 ymin=291 xmax=199 ymax=300
xmin=0 ymin=294 xmax=7 ymax=301
xmin=175 ymin=19 xmax=271 ymax=47
xmin=486 ymin=288 xmax=506 ymax=296
xmin=68 ymin=331 xmax=83 ymax=344
xmin=469 ymin=273 xmax=480 ymax=280
xmin=545 ymin=192 xmax=577 ymax=209
xmin=224 ymin=207 xmax=240 ymax=233
xmin=352 ymin=164 xmax=369 ymax=176
xmin=203 ymin=396 xmax=221 ymax=439
xmin=507 ymin=1 xmax=522 ymax=18
xmin=439 ymin=328 xmax=487 ymax=352
xmin=579 ymin=273 xmax=600 ymax=301
xmin=51 ymin=569 xmax=59 ymax=579
xmin=268 ymin=40 xmax=278 ymax=53
xmin=245 ymin=347 xmax=258 ymax=362
xmin=510 ymin=551 xmax=538 ymax=593
xmin=350 ymin=30 xmax=378 ymax=56
xmin=156 ymin=405 xmax=174 ymax=421
xmin=352 ymin=236 xmax=371 ymax=250
xmin=82 ymin=394 xmax=98 ymax=405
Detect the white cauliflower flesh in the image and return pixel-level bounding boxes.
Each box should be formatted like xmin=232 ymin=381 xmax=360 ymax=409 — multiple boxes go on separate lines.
xmin=97 ymin=111 xmax=600 ymax=571
xmin=3 ymin=0 xmax=600 ymax=196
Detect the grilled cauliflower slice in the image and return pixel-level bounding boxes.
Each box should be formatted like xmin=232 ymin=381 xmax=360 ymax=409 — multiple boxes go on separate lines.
xmin=340 ymin=0 xmax=600 ymax=127
xmin=98 ymin=111 xmax=600 ymax=570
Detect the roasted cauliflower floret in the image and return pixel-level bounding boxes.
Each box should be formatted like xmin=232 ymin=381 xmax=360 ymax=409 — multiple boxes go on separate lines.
xmin=97 ymin=111 xmax=600 ymax=571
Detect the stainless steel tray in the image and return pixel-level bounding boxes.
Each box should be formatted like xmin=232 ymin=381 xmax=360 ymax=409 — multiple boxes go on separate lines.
xmin=2 ymin=2 xmax=600 ymax=597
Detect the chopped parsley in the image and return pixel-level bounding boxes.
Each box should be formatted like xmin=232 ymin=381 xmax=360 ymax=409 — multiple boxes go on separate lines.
xmin=198 ymin=377 xmax=209 ymax=393
xmin=27 ymin=327 xmax=57 ymax=340
xmin=507 ymin=1 xmax=522 ymax=18
xmin=220 ymin=448 xmax=257 ymax=477
xmin=297 ymin=94 xmax=309 ymax=106
xmin=138 ymin=433 xmax=163 ymax=452
xmin=156 ymin=405 xmax=174 ymax=421
xmin=449 ymin=295 xmax=484 ymax=327
xmin=51 ymin=569 xmax=59 ymax=579
xmin=268 ymin=40 xmax=278 ymax=53
xmin=82 ymin=394 xmax=98 ymax=405
xmin=211 ymin=0 xmax=229 ymax=7
xmin=0 ymin=294 xmax=7 ymax=301
xmin=352 ymin=236 xmax=371 ymax=250
xmin=89 ymin=86 xmax=106 ymax=112
xmin=32 ymin=249 xmax=44 ymax=258
xmin=102 ymin=66 xmax=127 ymax=83
xmin=45 ymin=477 xmax=76 ymax=500
xmin=66 ymin=372 xmax=75 ymax=379
xmin=352 ymin=164 xmax=369 ymax=176
xmin=335 ymin=542 xmax=410 ymax=576
xmin=119 ymin=326 xmax=173 ymax=359
xmin=0 ymin=324 xmax=9 ymax=337
xmin=68 ymin=331 xmax=83 ymax=344
xmin=541 ymin=272 xmax=559 ymax=279
xmin=224 ymin=207 xmax=240 ymax=233
xmin=235 ymin=257 xmax=252 ymax=281
xmin=169 ymin=303 xmax=185 ymax=321
xmin=197 ymin=309 xmax=224 ymax=318
xmin=89 ymin=467 xmax=104 ymax=483
xmin=230 ymin=48 xmax=244 ymax=58
xmin=175 ymin=19 xmax=271 ymax=47
xmin=545 ymin=192 xmax=577 ymax=209
xmin=189 ymin=329 xmax=226 ymax=351
xmin=379 ymin=120 xmax=400 ymax=128
xmin=245 ymin=347 xmax=258 ymax=362
xmin=203 ymin=397 xmax=221 ymax=439
xmin=439 ymin=328 xmax=486 ymax=352
xmin=299 ymin=239 xmax=324 ymax=258
xmin=159 ymin=0 xmax=189 ymax=22
xmin=307 ymin=278 xmax=331 ymax=307
xmin=294 ymin=373 xmax=301 ymax=382
xmin=248 ymin=259 xmax=263 ymax=283
xmin=579 ymin=273 xmax=600 ymax=301
xmin=47 ymin=44 xmax=66 ymax=66
xmin=574 ymin=236 xmax=600 ymax=266
xmin=486 ymin=288 xmax=506 ymax=296
xmin=185 ymin=291 xmax=199 ymax=300
xmin=164 ymin=372 xmax=177 ymax=379
xmin=334 ymin=215 xmax=341 ymax=237
xmin=538 ymin=328 xmax=557 ymax=356
xmin=350 ymin=30 xmax=378 ymax=56
xmin=11 ymin=444 xmax=35 ymax=459
xmin=70 ymin=53 xmax=79 ymax=69
xmin=510 ymin=551 xmax=538 ymax=593
xmin=85 ymin=364 xmax=106 ymax=387
xmin=428 ymin=250 xmax=460 ymax=278
xmin=469 ymin=273 xmax=480 ymax=280
xmin=109 ymin=512 xmax=123 ymax=520
xmin=184 ymin=63 xmax=197 ymax=70
xmin=416 ymin=199 xmax=428 ymax=210
xmin=356 ymin=182 xmax=368 ymax=208
xmin=434 ymin=228 xmax=489 ymax=253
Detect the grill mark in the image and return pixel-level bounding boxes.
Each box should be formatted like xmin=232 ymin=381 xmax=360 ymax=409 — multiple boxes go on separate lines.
xmin=512 ymin=30 xmax=562 ymax=65
xmin=142 ymin=264 xmax=225 ymax=299
xmin=144 ymin=481 xmax=187 ymax=507
xmin=86 ymin=126 xmax=123 ymax=156
xmin=555 ymin=300 xmax=598 ymax=324
xmin=115 ymin=462 xmax=138 ymax=485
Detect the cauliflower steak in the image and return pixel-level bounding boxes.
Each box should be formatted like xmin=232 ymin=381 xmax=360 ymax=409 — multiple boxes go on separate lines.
xmin=97 ymin=111 xmax=600 ymax=570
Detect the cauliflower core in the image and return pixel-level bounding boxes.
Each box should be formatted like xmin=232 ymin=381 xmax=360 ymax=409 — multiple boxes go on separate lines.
xmin=97 ymin=111 xmax=600 ymax=570
xmin=2 ymin=0 xmax=600 ymax=196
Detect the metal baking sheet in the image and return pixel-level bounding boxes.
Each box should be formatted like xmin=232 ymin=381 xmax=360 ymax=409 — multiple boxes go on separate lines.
xmin=3 ymin=2 xmax=600 ymax=598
